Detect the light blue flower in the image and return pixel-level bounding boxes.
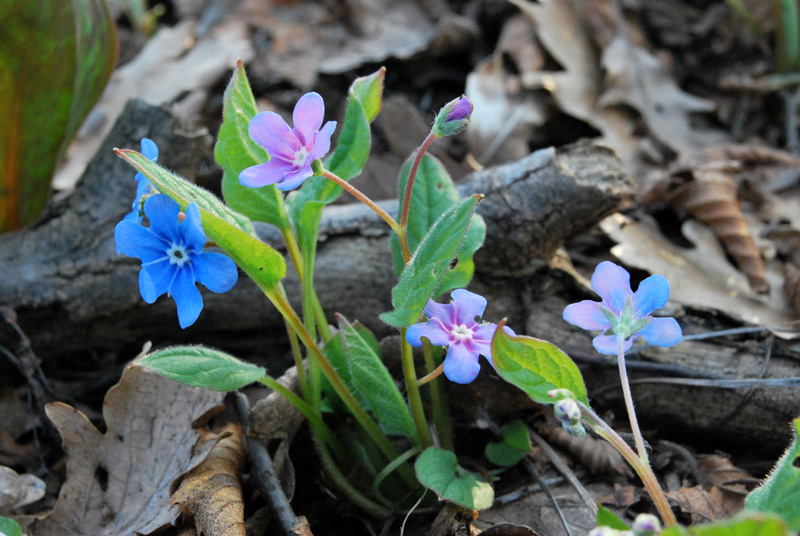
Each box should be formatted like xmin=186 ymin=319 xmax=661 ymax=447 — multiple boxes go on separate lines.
xmin=563 ymin=261 xmax=682 ymax=355
xmin=406 ymin=289 xmax=514 ymax=384
xmin=240 ymin=92 xmax=337 ymax=191
xmin=123 ymin=138 xmax=159 ymax=223
xmin=115 ymin=194 xmax=238 ymax=328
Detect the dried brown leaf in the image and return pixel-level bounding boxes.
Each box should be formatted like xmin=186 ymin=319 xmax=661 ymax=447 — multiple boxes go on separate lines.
xmin=665 ymin=484 xmax=742 ymax=523
xmin=543 ymin=425 xmax=633 ymax=478
xmin=784 ymin=263 xmax=800 ymax=315
xmin=172 ymin=424 xmax=246 ymax=536
xmin=29 ymin=365 xmax=226 ymax=536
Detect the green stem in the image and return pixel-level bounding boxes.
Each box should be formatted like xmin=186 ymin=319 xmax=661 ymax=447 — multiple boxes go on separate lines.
xmin=396 ymin=132 xmax=437 ymax=263
xmin=258 ymin=375 xmax=346 ymax=460
xmin=400 ymin=332 xmax=433 ymax=448
xmin=268 ymin=287 xmax=417 ymax=486
xmin=320 ymin=168 xmax=401 ymax=235
xmin=422 ymin=341 xmax=452 ymax=451
xmin=580 ymin=402 xmax=677 ymax=526
xmin=617 ymin=337 xmax=647 ymax=462
xmin=284 ymin=317 xmax=309 ymax=401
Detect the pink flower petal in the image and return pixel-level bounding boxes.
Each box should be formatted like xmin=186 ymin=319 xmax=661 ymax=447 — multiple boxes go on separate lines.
xmin=591 ymin=261 xmax=633 ymax=314
xmin=292 ymin=92 xmax=325 ymax=146
xmin=563 ymin=300 xmax=609 ymax=331
xmin=443 ymin=344 xmax=482 ymax=384
xmin=249 ymin=111 xmax=295 ymax=154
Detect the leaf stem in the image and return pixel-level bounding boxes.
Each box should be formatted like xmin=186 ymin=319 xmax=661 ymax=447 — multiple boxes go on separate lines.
xmin=397 ymin=132 xmax=437 ymax=263
xmin=421 ymin=341 xmax=452 ymax=451
xmin=580 ymin=402 xmax=677 ymax=526
xmin=319 ymin=168 xmax=401 ymax=235
xmin=401 ymin=332 xmax=433 ymax=448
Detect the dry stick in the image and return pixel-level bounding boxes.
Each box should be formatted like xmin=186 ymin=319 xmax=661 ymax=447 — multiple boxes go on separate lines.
xmin=233 ymin=392 xmax=314 ymax=536
xmin=522 ymin=457 xmax=574 ymax=536
xmin=528 ymin=427 xmax=598 ymax=516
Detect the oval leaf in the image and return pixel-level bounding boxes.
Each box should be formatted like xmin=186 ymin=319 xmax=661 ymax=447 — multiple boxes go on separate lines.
xmin=380 ymin=195 xmax=480 ymax=327
xmin=135 ymin=346 xmax=265 ymax=392
xmin=0 ymin=0 xmax=117 ymax=231
xmin=492 ymin=327 xmax=589 ymax=407
xmin=415 ymin=447 xmax=493 ymax=510
xmin=660 ymin=512 xmax=792 ymax=536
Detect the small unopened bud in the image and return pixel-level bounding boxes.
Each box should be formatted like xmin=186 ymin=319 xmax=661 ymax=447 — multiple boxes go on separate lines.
xmin=432 ymin=96 xmax=473 ymax=137
xmin=554 ymin=398 xmax=585 ymax=438
xmin=588 ymin=528 xmax=623 ymax=536
xmin=632 ymin=514 xmax=661 ymax=536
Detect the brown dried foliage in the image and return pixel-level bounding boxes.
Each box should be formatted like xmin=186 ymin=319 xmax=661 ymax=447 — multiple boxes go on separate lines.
xmin=542 ymin=425 xmax=633 ymax=478
xmin=172 ymin=424 xmax=247 ymax=536
xmin=643 ymin=144 xmax=783 ymax=293
xmin=785 ymin=263 xmax=800 ymax=315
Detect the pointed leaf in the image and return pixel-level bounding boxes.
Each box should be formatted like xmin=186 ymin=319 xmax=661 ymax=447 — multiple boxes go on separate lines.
xmin=349 ymin=67 xmax=385 ymax=122
xmin=380 ymin=195 xmax=480 ymax=327
xmin=0 ymin=0 xmax=117 ymax=231
xmin=0 ymin=516 xmax=22 ymax=536
xmin=338 ymin=316 xmax=417 ymax=439
xmin=745 ymin=418 xmax=800 ymax=531
xmin=116 ymin=150 xmax=286 ymax=290
xmin=216 ymin=60 xmax=287 ymax=229
xmin=492 ymin=327 xmax=589 ymax=407
xmin=392 ymin=153 xmax=484 ymax=295
xmin=660 ymin=512 xmax=792 ymax=536
xmin=415 ymin=447 xmax=494 ymax=510
xmin=596 ymin=504 xmax=630 ymax=530
xmin=136 ymin=346 xmax=265 ymax=392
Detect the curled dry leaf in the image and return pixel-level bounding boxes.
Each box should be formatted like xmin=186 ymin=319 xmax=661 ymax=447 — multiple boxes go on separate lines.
xmin=0 ymin=466 xmax=45 ymax=512
xmin=540 ymin=423 xmax=632 ymax=478
xmin=644 ymin=146 xmax=769 ymax=293
xmin=172 ymin=424 xmax=246 ymax=536
xmin=29 ymin=365 xmax=226 ymax=536
xmin=665 ymin=484 xmax=744 ymax=524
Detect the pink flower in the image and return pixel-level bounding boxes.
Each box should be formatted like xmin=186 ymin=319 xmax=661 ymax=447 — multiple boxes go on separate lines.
xmin=239 ymin=92 xmax=337 ymax=191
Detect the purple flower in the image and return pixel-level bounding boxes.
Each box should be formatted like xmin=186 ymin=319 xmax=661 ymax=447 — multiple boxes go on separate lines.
xmin=432 ymin=96 xmax=473 ymax=138
xmin=115 ymin=194 xmax=238 ymax=328
xmin=406 ymin=289 xmax=513 ymax=384
xmin=563 ymin=261 xmax=682 ymax=355
xmin=239 ymin=92 xmax=337 ymax=191
xmin=123 ymin=138 xmax=159 ymax=224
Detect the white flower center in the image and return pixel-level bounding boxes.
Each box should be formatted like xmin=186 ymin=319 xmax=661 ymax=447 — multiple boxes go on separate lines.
xmin=167 ymin=243 xmax=190 ymax=267
xmin=450 ymin=324 xmax=474 ymax=343
xmin=293 ymin=147 xmax=310 ymax=167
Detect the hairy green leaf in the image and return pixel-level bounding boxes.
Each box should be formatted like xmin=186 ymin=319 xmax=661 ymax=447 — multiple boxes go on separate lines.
xmin=492 ymin=328 xmax=589 ymax=407
xmin=745 ymin=418 xmax=800 ymax=531
xmin=661 ymin=513 xmax=792 ymax=536
xmin=380 ymin=195 xmax=480 ymax=327
xmin=0 ymin=0 xmax=117 ymax=231
xmin=135 ymin=346 xmax=265 ymax=392
xmin=415 ymin=447 xmax=493 ymax=510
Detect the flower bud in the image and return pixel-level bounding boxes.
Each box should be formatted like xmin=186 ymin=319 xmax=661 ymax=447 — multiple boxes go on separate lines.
xmin=432 ymin=96 xmax=473 ymax=137
xmin=632 ymin=514 xmax=661 ymax=536
xmin=554 ymin=397 xmax=585 ymax=438
xmin=588 ymin=528 xmax=623 ymax=536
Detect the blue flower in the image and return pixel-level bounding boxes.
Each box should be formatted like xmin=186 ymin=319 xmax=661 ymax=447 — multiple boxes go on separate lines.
xmin=123 ymin=138 xmax=159 ymax=223
xmin=563 ymin=261 xmax=682 ymax=355
xmin=240 ymin=92 xmax=337 ymax=191
xmin=115 ymin=194 xmax=238 ymax=328
xmin=406 ymin=289 xmax=514 ymax=384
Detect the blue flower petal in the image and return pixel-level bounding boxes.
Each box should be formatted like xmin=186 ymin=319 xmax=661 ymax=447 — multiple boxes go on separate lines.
xmin=249 ymin=111 xmax=293 ymax=155
xmin=180 ymin=203 xmax=207 ymax=251
xmin=239 ymin=161 xmax=285 ymax=188
xmin=637 ymin=317 xmax=682 ymax=348
xmin=423 ymin=300 xmax=456 ymax=327
xmin=193 ymin=252 xmax=238 ymax=293
xmin=591 ymin=261 xmax=632 ymax=315
xmin=115 ymin=220 xmax=168 ymax=260
xmin=292 ymin=92 xmax=325 ymax=146
xmin=592 ymin=334 xmax=633 ymax=355
xmin=171 ymin=267 xmax=203 ymax=329
xmin=140 ymin=138 xmax=158 ymax=161
xmin=309 ymin=121 xmax=337 ymax=160
xmin=633 ymin=274 xmax=670 ymax=318
xmin=144 ymin=195 xmax=181 ymax=244
xmin=406 ymin=319 xmax=451 ymax=347
xmin=563 ymin=300 xmax=610 ymax=331
xmin=442 ymin=344 xmax=481 ymax=384
xmin=275 ymin=166 xmax=313 ymax=191
xmin=451 ymin=289 xmax=487 ymax=326
xmin=139 ymin=268 xmax=161 ymax=304
xmin=141 ymin=259 xmax=176 ymax=300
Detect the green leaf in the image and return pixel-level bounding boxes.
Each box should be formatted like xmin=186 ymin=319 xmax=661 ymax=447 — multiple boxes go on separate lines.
xmin=288 ymin=84 xmax=373 ymax=223
xmin=135 ymin=346 xmax=265 ymax=392
xmin=392 ymin=153 xmax=485 ymax=295
xmin=660 ymin=512 xmax=792 ymax=536
xmin=485 ymin=420 xmax=532 ymax=467
xmin=116 ymin=150 xmax=287 ymax=290
xmin=745 ymin=418 xmax=800 ymax=531
xmin=492 ymin=328 xmax=589 ymax=407
xmin=337 ymin=315 xmax=417 ymax=440
xmin=415 ymin=447 xmax=494 ymax=510
xmin=0 ymin=516 xmax=22 ymax=536
xmin=216 ymin=60 xmax=287 ymax=229
xmin=380 ymin=195 xmax=480 ymax=327
xmin=349 ymin=67 xmax=385 ymax=122
xmin=596 ymin=505 xmax=630 ymax=530
xmin=0 ymin=0 xmax=117 ymax=231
